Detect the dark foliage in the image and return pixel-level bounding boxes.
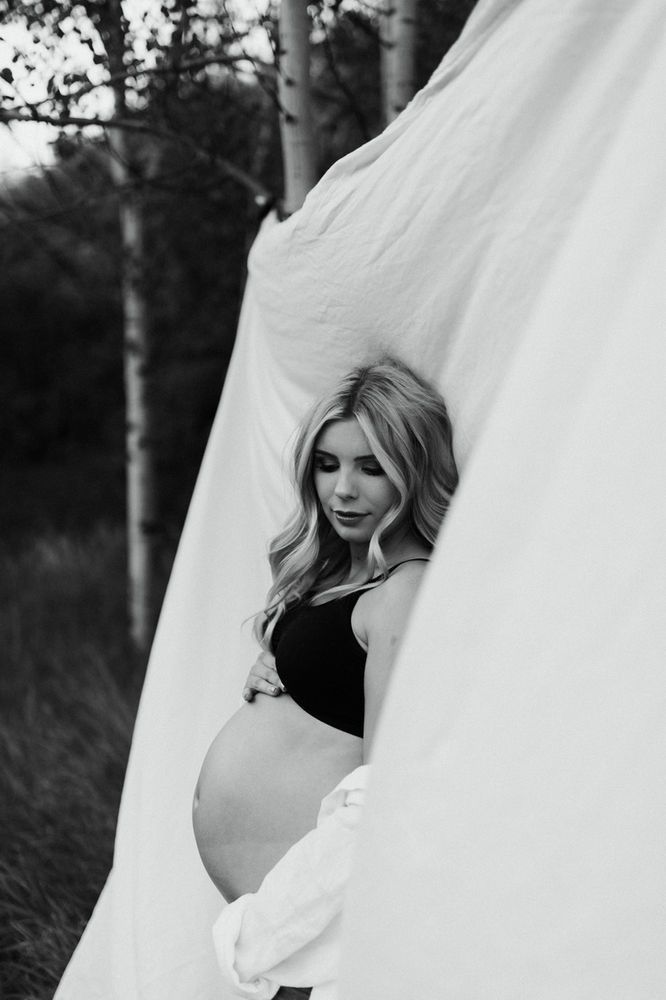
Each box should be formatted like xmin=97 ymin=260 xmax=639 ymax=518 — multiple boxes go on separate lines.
xmin=0 ymin=75 xmax=273 ymax=547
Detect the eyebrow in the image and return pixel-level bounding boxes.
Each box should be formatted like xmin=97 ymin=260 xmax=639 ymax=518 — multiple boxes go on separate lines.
xmin=314 ymin=449 xmax=378 ymax=461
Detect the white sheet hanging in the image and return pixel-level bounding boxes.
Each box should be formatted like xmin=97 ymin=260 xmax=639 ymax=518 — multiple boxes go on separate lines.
xmin=55 ymin=0 xmax=666 ymax=997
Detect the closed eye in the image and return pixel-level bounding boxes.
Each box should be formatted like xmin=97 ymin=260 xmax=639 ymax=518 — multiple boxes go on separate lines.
xmin=314 ymin=456 xmax=338 ymax=473
xmin=362 ymin=464 xmax=385 ymax=476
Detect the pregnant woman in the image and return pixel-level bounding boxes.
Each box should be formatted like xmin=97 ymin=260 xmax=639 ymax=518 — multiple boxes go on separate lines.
xmin=192 ymin=356 xmax=458 ymax=997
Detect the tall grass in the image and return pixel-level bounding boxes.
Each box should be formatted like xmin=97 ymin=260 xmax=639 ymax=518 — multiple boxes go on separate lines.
xmin=0 ymin=525 xmax=148 ymax=1000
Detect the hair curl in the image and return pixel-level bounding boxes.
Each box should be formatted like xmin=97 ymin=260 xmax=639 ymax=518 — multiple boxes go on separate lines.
xmin=255 ymin=355 xmax=458 ymax=650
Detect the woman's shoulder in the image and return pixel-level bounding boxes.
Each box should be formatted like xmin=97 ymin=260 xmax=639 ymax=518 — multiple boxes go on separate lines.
xmin=350 ymin=558 xmax=428 ymax=652
xmin=355 ymin=557 xmax=429 ymax=621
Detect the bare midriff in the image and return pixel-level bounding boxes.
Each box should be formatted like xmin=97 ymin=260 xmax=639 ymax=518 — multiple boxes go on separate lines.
xmin=192 ymin=693 xmax=363 ymax=902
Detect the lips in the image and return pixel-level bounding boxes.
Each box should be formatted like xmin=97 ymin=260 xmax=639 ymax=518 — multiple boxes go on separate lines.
xmin=333 ymin=510 xmax=367 ymax=523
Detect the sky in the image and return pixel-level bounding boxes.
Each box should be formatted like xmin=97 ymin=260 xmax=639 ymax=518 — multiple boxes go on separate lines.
xmin=0 ymin=121 xmax=55 ymax=176
xmin=0 ymin=22 xmax=56 ymax=178
xmin=0 ymin=0 xmax=271 ymax=180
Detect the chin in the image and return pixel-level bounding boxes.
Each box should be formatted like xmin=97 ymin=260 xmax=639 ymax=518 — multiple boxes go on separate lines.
xmin=331 ymin=521 xmax=373 ymax=542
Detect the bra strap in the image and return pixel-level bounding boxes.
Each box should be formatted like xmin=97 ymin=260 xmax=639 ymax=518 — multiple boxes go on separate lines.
xmin=386 ymin=557 xmax=431 ymax=575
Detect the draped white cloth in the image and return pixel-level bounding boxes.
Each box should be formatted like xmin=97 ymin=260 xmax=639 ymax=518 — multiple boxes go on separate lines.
xmin=55 ymin=0 xmax=666 ymax=997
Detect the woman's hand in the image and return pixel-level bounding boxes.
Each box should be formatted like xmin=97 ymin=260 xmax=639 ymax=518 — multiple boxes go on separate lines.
xmin=242 ymin=651 xmax=286 ymax=702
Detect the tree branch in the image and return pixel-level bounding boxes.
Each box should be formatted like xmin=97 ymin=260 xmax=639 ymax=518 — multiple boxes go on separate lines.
xmin=0 ymin=109 xmax=272 ymax=200
xmin=5 ymin=50 xmax=273 ymax=113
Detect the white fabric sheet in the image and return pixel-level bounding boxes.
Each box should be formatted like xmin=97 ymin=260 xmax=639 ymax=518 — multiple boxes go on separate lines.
xmin=55 ymin=0 xmax=666 ymax=996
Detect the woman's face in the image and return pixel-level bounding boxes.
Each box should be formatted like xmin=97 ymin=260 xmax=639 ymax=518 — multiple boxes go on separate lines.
xmin=313 ymin=418 xmax=399 ymax=551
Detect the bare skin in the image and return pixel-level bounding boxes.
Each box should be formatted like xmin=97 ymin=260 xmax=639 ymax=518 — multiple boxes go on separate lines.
xmin=192 ymin=418 xmax=429 ymax=900
xmin=192 ymin=693 xmax=362 ymax=902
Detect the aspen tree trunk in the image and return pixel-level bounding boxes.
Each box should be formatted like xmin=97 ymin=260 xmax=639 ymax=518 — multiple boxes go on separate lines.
xmin=109 ymin=137 xmax=158 ymax=652
xmin=277 ymin=0 xmax=318 ymax=215
xmin=102 ymin=0 xmax=158 ymax=652
xmin=380 ymin=0 xmax=418 ymax=125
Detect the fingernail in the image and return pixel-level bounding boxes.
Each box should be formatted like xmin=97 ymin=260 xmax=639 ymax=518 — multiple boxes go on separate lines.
xmin=271 ymin=686 xmax=278 ymax=695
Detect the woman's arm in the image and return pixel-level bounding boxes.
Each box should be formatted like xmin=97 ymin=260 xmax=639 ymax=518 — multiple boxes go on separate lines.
xmin=358 ymin=563 xmax=427 ymax=758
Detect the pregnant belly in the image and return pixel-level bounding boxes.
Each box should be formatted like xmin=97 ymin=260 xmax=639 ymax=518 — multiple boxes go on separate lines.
xmin=192 ymin=693 xmax=362 ymax=902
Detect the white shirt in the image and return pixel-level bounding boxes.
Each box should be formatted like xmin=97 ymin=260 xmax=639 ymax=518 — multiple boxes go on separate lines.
xmin=212 ymin=765 xmax=370 ymax=1000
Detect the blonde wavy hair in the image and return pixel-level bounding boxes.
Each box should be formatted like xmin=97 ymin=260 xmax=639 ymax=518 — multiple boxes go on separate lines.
xmin=255 ymin=356 xmax=458 ymax=650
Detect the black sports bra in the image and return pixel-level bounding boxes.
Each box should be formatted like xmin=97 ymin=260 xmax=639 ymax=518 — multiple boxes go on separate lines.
xmin=272 ymin=558 xmax=429 ymax=737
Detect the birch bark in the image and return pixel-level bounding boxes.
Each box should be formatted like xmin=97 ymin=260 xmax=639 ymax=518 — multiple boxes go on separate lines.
xmin=277 ymin=0 xmax=318 ymax=215
xmin=380 ymin=0 xmax=418 ymax=125
xmin=102 ymin=0 xmax=158 ymax=651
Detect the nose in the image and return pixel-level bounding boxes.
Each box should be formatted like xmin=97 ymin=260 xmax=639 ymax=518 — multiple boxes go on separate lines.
xmin=334 ymin=466 xmax=358 ymax=499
